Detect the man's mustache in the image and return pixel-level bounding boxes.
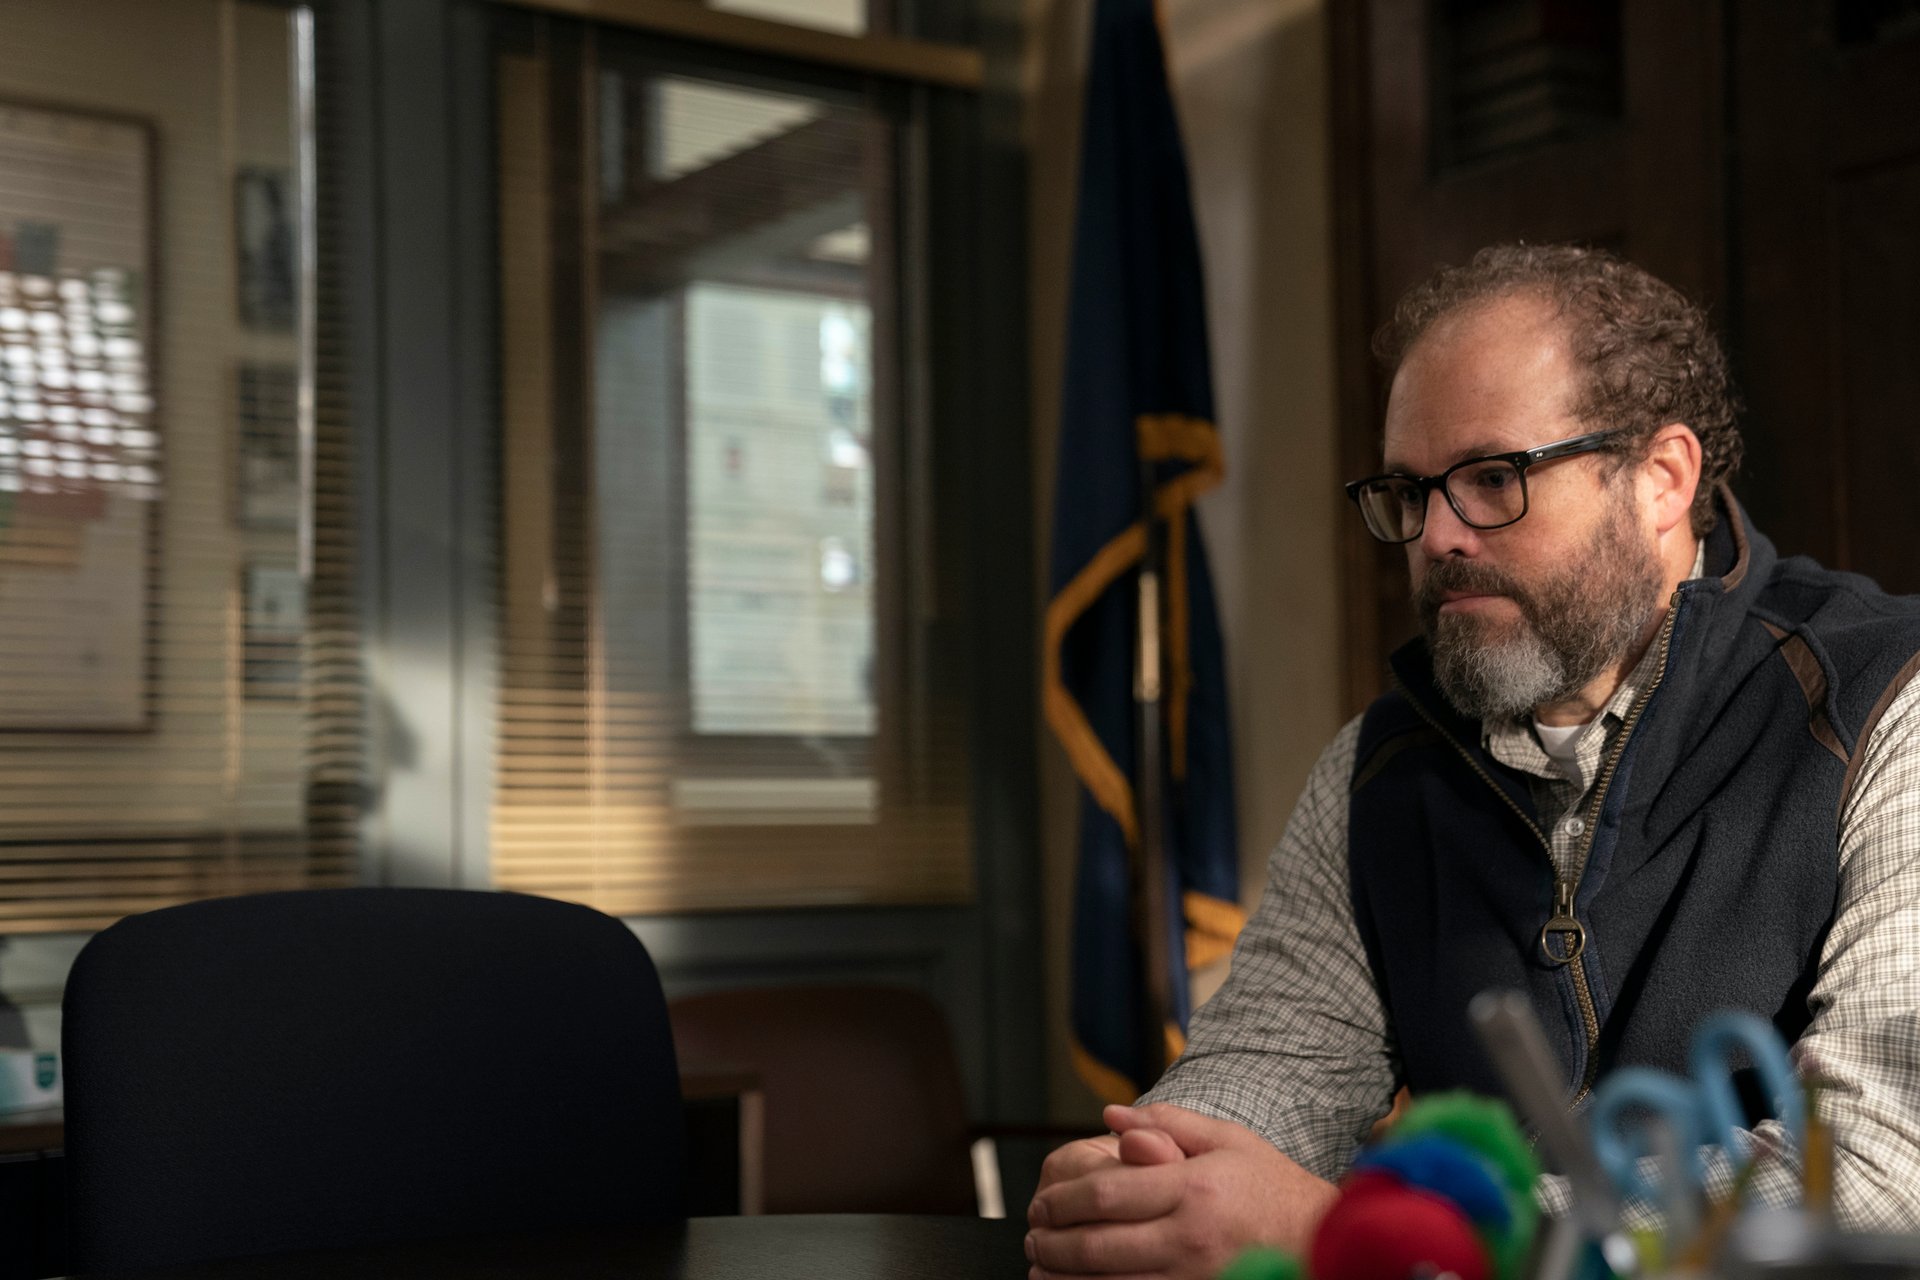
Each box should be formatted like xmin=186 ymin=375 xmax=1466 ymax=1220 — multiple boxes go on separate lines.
xmin=1415 ymin=559 xmax=1529 ymax=620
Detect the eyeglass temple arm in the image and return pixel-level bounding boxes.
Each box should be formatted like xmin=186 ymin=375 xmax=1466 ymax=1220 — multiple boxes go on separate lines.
xmin=1522 ymin=430 xmax=1616 ymax=466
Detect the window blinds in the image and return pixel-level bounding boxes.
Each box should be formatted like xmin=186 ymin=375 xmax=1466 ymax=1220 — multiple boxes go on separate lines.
xmin=0 ymin=0 xmax=363 ymax=932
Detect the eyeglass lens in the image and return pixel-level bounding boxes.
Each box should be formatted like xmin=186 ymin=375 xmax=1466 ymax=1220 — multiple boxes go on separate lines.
xmin=1356 ymin=459 xmax=1527 ymax=542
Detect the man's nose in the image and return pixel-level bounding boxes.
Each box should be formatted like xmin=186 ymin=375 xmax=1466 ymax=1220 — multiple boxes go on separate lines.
xmin=1416 ymin=485 xmax=1482 ymax=561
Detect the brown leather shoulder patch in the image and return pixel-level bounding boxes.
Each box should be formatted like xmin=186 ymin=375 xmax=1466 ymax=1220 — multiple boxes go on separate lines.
xmin=1761 ymin=620 xmax=1846 ymax=765
xmin=1842 ymin=647 xmax=1920 ymax=816
xmin=1719 ymin=486 xmax=1753 ymax=590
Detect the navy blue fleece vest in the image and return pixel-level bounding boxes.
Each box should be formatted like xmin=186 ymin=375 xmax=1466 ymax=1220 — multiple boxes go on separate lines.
xmin=1349 ymin=495 xmax=1920 ymax=1098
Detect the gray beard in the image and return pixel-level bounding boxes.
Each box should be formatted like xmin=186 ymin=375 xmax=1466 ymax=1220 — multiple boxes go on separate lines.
xmin=1429 ymin=625 xmax=1570 ymax=722
xmin=1417 ymin=494 xmax=1664 ymax=723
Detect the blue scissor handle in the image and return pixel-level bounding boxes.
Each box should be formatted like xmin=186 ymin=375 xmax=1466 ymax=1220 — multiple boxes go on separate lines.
xmin=1590 ymin=1066 xmax=1708 ymax=1202
xmin=1689 ymin=1010 xmax=1803 ymax=1155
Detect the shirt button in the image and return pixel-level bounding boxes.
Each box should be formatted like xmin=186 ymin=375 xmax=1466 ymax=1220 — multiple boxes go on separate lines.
xmin=1562 ymin=816 xmax=1586 ymax=837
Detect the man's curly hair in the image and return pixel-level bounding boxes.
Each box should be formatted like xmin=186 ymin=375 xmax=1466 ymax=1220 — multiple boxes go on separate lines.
xmin=1374 ymin=244 xmax=1743 ymax=537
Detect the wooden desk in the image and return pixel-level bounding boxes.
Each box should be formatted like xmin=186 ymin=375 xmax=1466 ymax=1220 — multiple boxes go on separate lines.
xmin=69 ymin=1215 xmax=1030 ymax=1280
xmin=0 ymin=1107 xmax=62 ymax=1157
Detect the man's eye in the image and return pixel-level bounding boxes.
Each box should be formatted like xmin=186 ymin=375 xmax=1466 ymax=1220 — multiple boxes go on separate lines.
xmin=1466 ymin=464 xmax=1514 ymax=490
xmin=1392 ymin=483 xmax=1422 ymax=508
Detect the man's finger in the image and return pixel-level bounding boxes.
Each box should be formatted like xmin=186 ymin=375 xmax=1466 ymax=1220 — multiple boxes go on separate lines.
xmin=1028 ymin=1218 xmax=1185 ymax=1275
xmin=1110 ymin=1102 xmax=1243 ymax=1155
xmin=1032 ymin=1159 xmax=1186 ymax=1229
xmin=1117 ymin=1127 xmax=1183 ymax=1166
xmin=1036 ymin=1135 xmax=1121 ymax=1196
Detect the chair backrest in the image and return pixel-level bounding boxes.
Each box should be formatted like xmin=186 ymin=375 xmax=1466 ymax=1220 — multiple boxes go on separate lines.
xmin=668 ymin=984 xmax=977 ymax=1214
xmin=63 ymin=888 xmax=685 ymax=1272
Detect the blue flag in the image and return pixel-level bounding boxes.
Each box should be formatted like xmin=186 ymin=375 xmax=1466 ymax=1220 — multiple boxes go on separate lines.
xmin=1043 ymin=0 xmax=1244 ymax=1106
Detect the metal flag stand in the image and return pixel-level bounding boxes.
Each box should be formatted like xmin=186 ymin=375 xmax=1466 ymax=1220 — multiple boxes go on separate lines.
xmin=1132 ymin=474 xmax=1175 ymax=1087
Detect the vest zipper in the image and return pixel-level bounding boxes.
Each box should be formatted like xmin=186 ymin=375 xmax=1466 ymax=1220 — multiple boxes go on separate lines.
xmin=1554 ymin=877 xmax=1602 ymax=1104
xmin=1387 ymin=586 xmax=1683 ymax=1107
xmin=1561 ymin=589 xmax=1682 ymax=1103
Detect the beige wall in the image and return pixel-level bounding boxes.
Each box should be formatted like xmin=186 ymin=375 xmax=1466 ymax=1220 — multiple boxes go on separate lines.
xmin=0 ymin=0 xmax=304 ymax=1039
xmin=0 ymin=0 xmax=306 ymax=841
xmin=1026 ymin=0 xmax=1344 ymax=1121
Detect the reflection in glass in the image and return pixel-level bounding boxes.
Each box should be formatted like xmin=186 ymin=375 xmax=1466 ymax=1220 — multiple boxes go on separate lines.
xmin=684 ymin=284 xmax=873 ymax=736
xmin=705 ymin=0 xmax=868 ymax=36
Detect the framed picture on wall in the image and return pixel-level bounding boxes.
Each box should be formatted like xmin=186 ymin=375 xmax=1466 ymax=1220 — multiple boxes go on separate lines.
xmin=0 ymin=100 xmax=158 ymax=731
xmin=242 ymin=564 xmax=304 ymax=702
xmin=235 ymin=165 xmax=296 ymax=332
xmin=236 ymin=361 xmax=299 ymax=531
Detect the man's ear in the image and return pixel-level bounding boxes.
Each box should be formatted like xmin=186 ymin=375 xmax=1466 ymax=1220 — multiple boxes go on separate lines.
xmin=1642 ymin=423 xmax=1703 ymax=536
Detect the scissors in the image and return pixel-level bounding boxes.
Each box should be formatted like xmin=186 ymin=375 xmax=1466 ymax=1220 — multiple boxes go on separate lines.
xmin=1587 ymin=1011 xmax=1803 ymax=1209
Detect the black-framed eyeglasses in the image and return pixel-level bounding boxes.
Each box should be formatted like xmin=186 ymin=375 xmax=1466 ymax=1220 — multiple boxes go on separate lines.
xmin=1344 ymin=430 xmax=1621 ymax=544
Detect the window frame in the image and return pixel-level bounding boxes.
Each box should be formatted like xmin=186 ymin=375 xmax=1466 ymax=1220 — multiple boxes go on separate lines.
xmin=589 ymin=42 xmax=903 ymax=789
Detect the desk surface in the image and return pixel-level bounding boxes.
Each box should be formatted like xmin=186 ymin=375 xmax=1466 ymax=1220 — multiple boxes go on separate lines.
xmin=70 ymin=1215 xmax=1031 ymax=1280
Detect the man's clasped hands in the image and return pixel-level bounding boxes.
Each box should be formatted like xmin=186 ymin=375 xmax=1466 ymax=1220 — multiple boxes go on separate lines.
xmin=1023 ymin=1104 xmax=1339 ymax=1280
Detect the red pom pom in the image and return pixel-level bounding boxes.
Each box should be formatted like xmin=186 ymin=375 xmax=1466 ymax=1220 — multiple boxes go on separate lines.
xmin=1308 ymin=1170 xmax=1491 ymax=1280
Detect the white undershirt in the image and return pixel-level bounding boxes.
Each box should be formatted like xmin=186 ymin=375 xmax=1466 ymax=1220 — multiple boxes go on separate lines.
xmin=1527 ymin=545 xmax=1704 ymax=799
xmin=1532 ymin=718 xmax=1593 ymax=792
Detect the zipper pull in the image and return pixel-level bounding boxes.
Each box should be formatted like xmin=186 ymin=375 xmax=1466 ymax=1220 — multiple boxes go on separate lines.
xmin=1540 ymin=880 xmax=1586 ymax=966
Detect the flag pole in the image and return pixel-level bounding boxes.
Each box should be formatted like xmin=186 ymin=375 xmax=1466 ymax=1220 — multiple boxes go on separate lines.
xmin=1132 ymin=479 xmax=1176 ymax=1087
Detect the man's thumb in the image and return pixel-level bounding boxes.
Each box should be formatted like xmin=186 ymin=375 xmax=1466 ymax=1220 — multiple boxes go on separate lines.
xmin=1117 ymin=1127 xmax=1185 ymax=1165
xmin=1099 ymin=1105 xmax=1185 ymax=1163
xmin=1105 ymin=1102 xmax=1238 ymax=1155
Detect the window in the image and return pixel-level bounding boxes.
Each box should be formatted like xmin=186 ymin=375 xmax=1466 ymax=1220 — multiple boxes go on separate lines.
xmin=491 ymin=17 xmax=970 ymax=912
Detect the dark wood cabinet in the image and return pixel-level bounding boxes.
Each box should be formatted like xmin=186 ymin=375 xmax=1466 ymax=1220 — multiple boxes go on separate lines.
xmin=1733 ymin=4 xmax=1920 ymax=594
xmin=1331 ymin=0 xmax=1920 ymax=707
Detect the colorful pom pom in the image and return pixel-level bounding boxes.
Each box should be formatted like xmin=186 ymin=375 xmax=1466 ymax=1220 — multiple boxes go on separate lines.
xmin=1352 ymin=1133 xmax=1512 ymax=1232
xmin=1388 ymin=1092 xmax=1540 ymax=1198
xmin=1383 ymin=1092 xmax=1542 ymax=1280
xmin=1206 ymin=1092 xmax=1543 ymax=1280
xmin=1216 ymin=1245 xmax=1303 ymax=1280
xmin=1308 ymin=1169 xmax=1492 ymax=1280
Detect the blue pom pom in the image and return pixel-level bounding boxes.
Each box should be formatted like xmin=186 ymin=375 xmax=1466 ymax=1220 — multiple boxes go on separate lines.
xmin=1352 ymin=1134 xmax=1512 ymax=1232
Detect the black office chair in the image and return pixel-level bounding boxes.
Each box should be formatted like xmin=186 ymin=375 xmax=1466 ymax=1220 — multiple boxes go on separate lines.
xmin=62 ymin=888 xmax=685 ymax=1272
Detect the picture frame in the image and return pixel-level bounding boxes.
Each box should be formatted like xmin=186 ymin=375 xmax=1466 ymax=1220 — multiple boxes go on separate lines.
xmin=0 ymin=99 xmax=158 ymax=732
xmin=235 ymin=165 xmax=296 ymax=332
xmin=236 ymin=361 xmax=299 ymax=531
xmin=242 ymin=564 xmax=305 ymax=702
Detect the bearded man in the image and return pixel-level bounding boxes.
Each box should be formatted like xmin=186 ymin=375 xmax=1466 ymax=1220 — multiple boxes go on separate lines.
xmin=1024 ymin=244 xmax=1920 ymax=1280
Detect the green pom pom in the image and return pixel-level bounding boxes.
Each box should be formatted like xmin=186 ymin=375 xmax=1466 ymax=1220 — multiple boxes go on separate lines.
xmin=1381 ymin=1092 xmax=1542 ymax=1280
xmin=1215 ymin=1245 xmax=1302 ymax=1280
xmin=1387 ymin=1092 xmax=1539 ymax=1197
